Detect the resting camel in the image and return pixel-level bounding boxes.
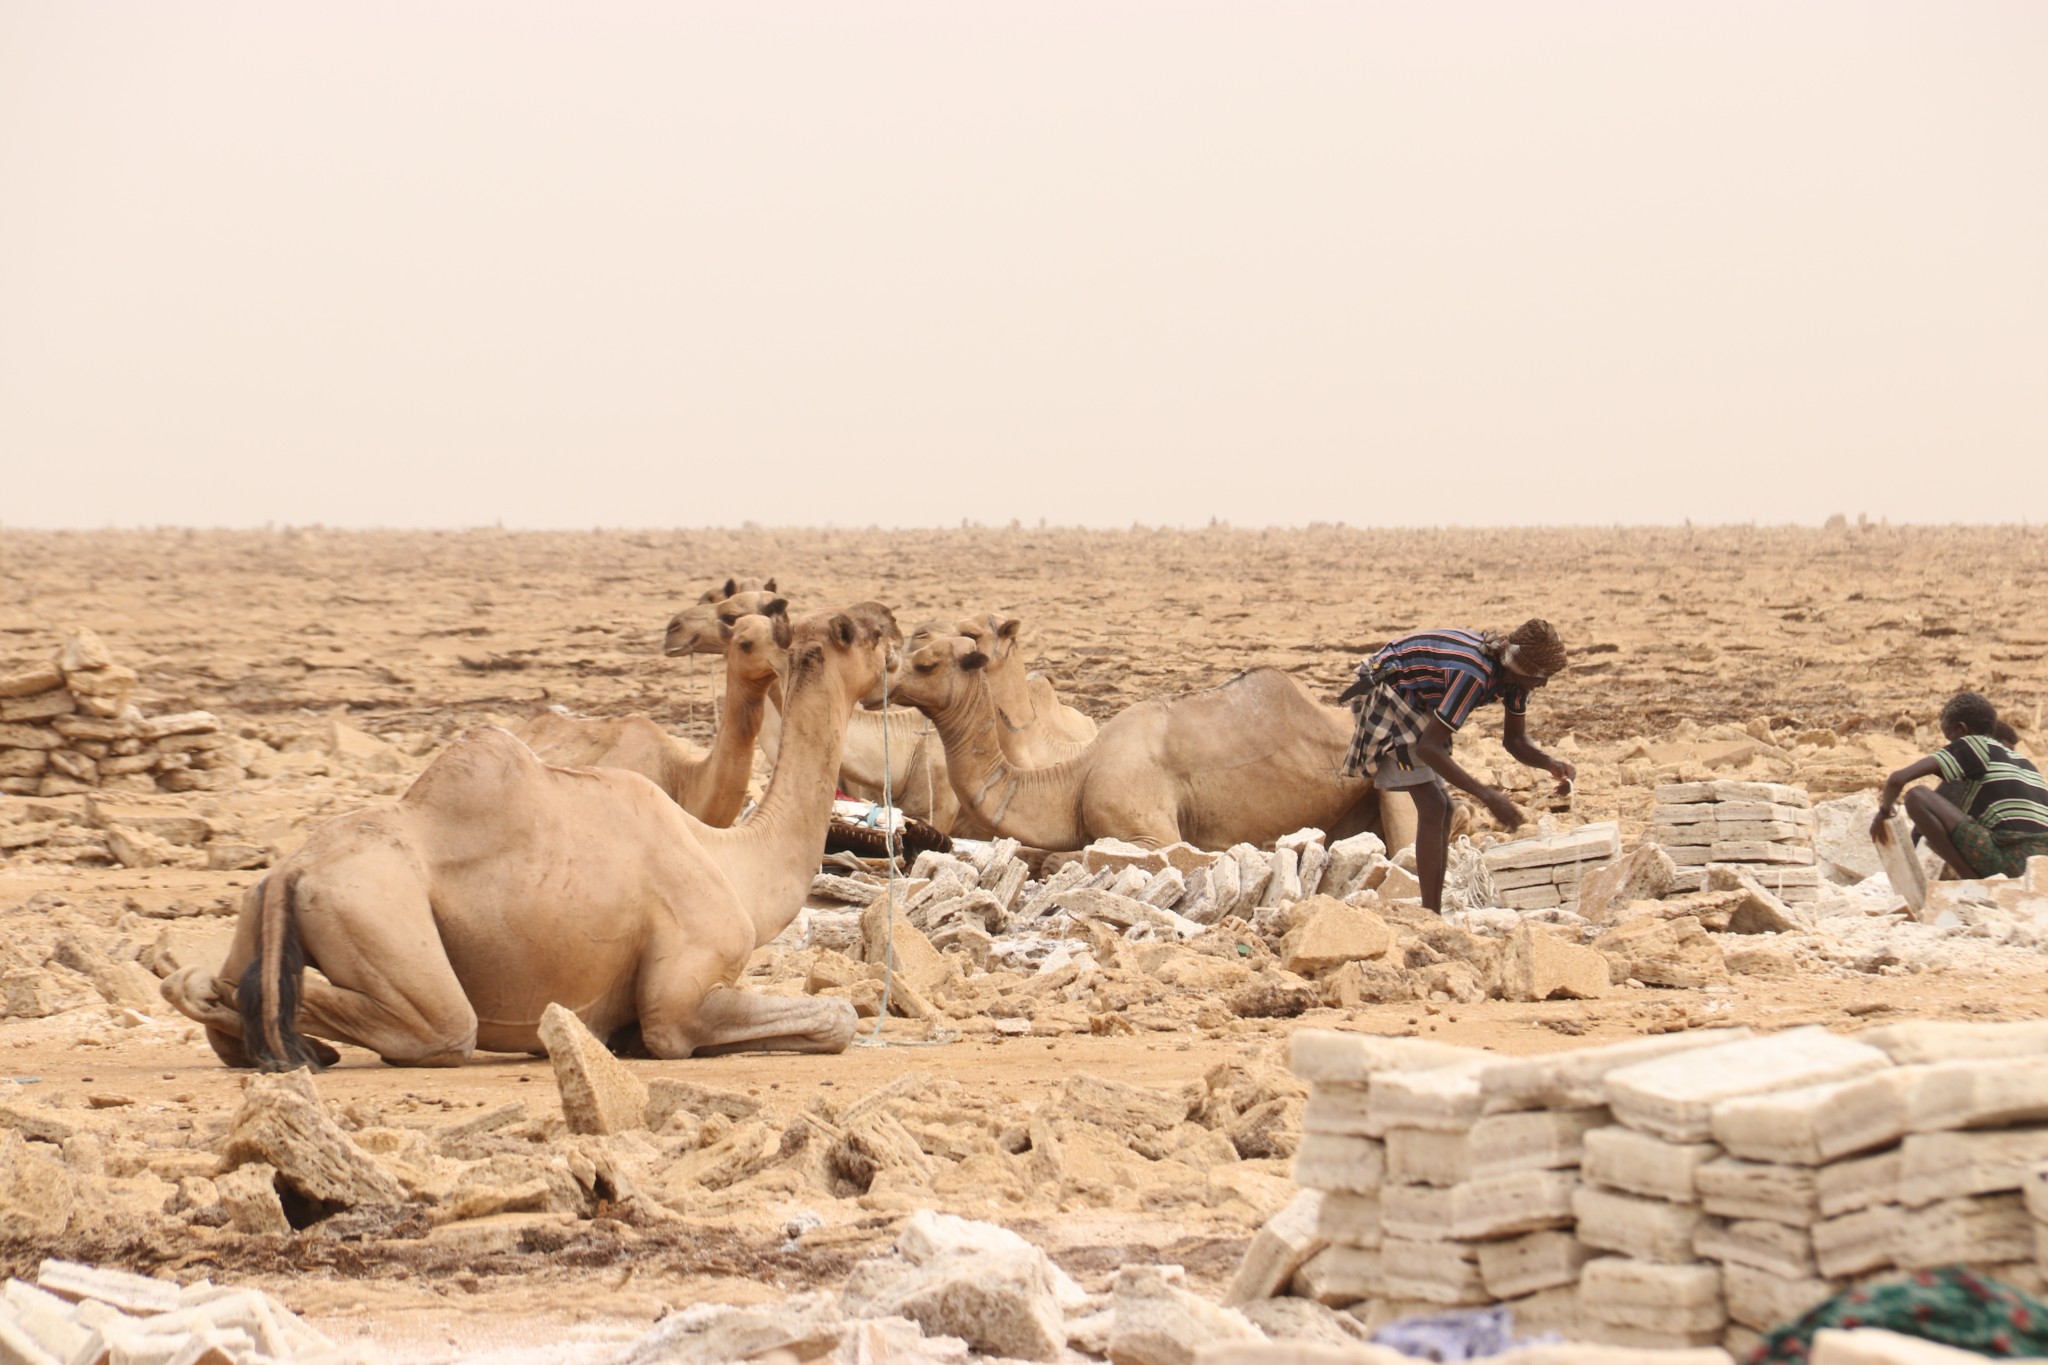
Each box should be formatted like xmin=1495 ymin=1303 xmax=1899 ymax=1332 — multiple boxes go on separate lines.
xmin=949 ymin=613 xmax=1097 ymax=761
xmin=886 ymin=632 xmax=1400 ymax=852
xmin=161 ymin=605 xmax=901 ymax=1069
xmin=511 ymin=602 xmax=789 ymax=827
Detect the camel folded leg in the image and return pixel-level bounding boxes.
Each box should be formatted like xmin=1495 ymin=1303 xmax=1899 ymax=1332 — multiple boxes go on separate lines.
xmin=647 ymin=986 xmax=858 ymax=1058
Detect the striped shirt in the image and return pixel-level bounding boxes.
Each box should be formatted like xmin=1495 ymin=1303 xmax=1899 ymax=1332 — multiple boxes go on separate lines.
xmin=1932 ymin=735 xmax=2048 ymax=834
xmin=1368 ymin=629 xmax=1529 ymax=732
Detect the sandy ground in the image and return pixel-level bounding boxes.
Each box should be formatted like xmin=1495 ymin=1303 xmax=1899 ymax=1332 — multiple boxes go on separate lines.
xmin=3 ymin=524 xmax=2047 ymax=1360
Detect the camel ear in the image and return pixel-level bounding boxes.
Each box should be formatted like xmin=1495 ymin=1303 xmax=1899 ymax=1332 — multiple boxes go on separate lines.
xmin=720 ymin=577 xmax=739 ymax=599
xmin=772 ymin=613 xmax=794 ymax=649
xmin=762 ymin=577 xmax=777 ymax=593
xmin=830 ymin=613 xmax=857 ymax=648
xmin=764 ymin=597 xmax=788 ymax=618
xmin=960 ymin=650 xmax=989 ymax=672
xmin=998 ymin=617 xmax=1021 ymax=641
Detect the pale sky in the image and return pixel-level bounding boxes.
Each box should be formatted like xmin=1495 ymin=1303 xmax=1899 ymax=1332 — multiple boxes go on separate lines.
xmin=2 ymin=3 xmax=2042 ymax=529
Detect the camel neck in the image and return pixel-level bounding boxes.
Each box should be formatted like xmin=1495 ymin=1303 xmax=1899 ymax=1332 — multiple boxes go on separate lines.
xmin=694 ymin=666 xmax=771 ymax=827
xmin=922 ymin=674 xmax=1087 ymax=849
xmin=701 ymin=663 xmax=856 ymax=948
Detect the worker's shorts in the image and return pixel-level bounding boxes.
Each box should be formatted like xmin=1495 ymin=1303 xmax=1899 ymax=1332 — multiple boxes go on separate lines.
xmin=1372 ymin=748 xmax=1448 ymax=794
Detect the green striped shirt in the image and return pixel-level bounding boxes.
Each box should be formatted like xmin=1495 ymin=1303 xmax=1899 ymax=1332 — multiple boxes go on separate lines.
xmin=1933 ymin=735 xmax=2048 ymax=834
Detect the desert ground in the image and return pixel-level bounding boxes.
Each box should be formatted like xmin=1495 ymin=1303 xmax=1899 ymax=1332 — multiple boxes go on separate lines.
xmin=3 ymin=523 xmax=2047 ymax=1362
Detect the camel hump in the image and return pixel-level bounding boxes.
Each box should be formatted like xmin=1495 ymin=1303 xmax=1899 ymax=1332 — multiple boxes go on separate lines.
xmin=404 ymin=726 xmax=547 ymax=809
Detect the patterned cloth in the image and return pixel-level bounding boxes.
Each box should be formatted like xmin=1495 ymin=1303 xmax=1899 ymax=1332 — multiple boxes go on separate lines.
xmin=1951 ymin=818 xmax=2048 ymax=879
xmin=1933 ymin=734 xmax=2048 ymax=834
xmin=1750 ymin=1265 xmax=2048 ymax=1363
xmin=1339 ymin=629 xmax=1528 ymax=779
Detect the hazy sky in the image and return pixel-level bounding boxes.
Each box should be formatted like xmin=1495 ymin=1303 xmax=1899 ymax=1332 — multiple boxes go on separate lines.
xmin=2 ymin=3 xmax=2042 ymax=529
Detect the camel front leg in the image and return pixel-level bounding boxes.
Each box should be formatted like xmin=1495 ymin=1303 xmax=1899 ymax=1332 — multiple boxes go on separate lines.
xmin=645 ymin=985 xmax=858 ymax=1058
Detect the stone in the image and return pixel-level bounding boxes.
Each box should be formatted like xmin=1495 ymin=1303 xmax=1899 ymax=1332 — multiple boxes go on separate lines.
xmin=612 ymin=1292 xmax=845 ymax=1365
xmin=0 ymin=693 xmax=73 ymax=724
xmin=1709 ymin=1069 xmax=1912 ymax=1166
xmin=1695 ymin=1157 xmax=1820 ymax=1224
xmin=1234 ymin=846 xmax=1274 ymax=907
xmin=218 ymin=1071 xmax=406 ymax=1210
xmin=0 ymin=664 xmax=64 ymax=698
xmin=1476 ymin=1030 xmax=1750 ymax=1115
xmin=1720 ymin=1261 xmax=1841 ymax=1334
xmin=1291 ymin=1132 xmax=1385 ymax=1193
xmin=1287 ymin=1245 xmax=1382 ymax=1308
xmin=1107 ymin=1266 xmax=1260 ymax=1365
xmin=1301 ymin=1083 xmax=1376 ymax=1137
xmin=538 ymin=1002 xmax=648 ymax=1135
xmin=1480 ymin=822 xmax=1621 ymax=873
xmin=1502 ymin=924 xmax=1608 ymax=1002
xmin=45 ymin=751 xmax=97 ymax=785
xmin=1297 ymin=843 xmax=1330 ymax=899
xmin=1902 ymin=1057 xmax=2048 ymax=1133
xmin=1582 ymin=1127 xmax=1722 ymax=1203
xmin=1593 ymin=915 xmax=1728 ymax=989
xmin=1859 ymin=1019 xmax=2048 ymax=1065
xmin=1576 ymin=1256 xmax=1725 ymax=1335
xmin=1376 ymin=864 xmax=1422 ymax=902
xmin=1817 ymin=1149 xmax=1899 ymax=1218
xmin=1812 ymin=1203 xmax=1901 ymax=1278
xmin=56 ymin=629 xmax=114 ymax=674
xmin=861 ymin=898 xmax=953 ymax=994
xmin=1082 ymin=839 xmax=1171 ymax=876
xmin=1476 ymin=1229 xmax=1593 ymax=1299
xmin=104 ymin=826 xmax=179 ymax=870
xmin=1289 ymin=1029 xmax=1481 ymax=1085
xmin=1695 ymin=1217 xmax=1820 ymax=1281
xmin=1810 ymin=1329 xmax=1997 ymax=1365
xmin=1314 ymin=1191 xmax=1381 ymax=1247
xmin=1234 ymin=1298 xmax=1369 ymax=1349
xmin=1896 ymin=1127 xmax=2048 ymax=1208
xmin=205 ymin=843 xmax=269 ymax=871
xmin=1366 ymin=1062 xmax=1487 ymax=1134
xmin=1811 ymin=794 xmax=1884 ymax=883
xmin=1223 ymin=1189 xmax=1328 ymax=1305
xmin=1573 ymin=1184 xmax=1708 ymax=1263
xmin=1894 ymin=1192 xmax=2032 ymax=1268
xmin=0 ymin=1131 xmax=75 ymax=1239
xmin=214 ymin=1161 xmax=291 ymax=1235
xmin=1055 ymin=1073 xmax=1190 ymax=1132
xmin=0 ymin=723 xmax=62 ymax=749
xmin=35 ymin=1259 xmax=180 ymax=1314
xmin=1385 ymin=1108 xmax=1607 ymax=1187
xmin=1603 ymin=1027 xmax=1893 ymax=1143
xmin=1376 ymin=1237 xmax=1488 ymax=1305
xmin=1279 ymin=900 xmax=1393 ymax=975
xmin=0 ymin=749 xmax=47 ymax=780
xmin=1576 ymin=845 xmax=1678 ymax=923
xmin=136 ymin=711 xmax=220 ymax=741
xmin=1378 ymin=1168 xmax=1578 ymax=1241
xmin=1261 ymin=847 xmax=1303 ymax=908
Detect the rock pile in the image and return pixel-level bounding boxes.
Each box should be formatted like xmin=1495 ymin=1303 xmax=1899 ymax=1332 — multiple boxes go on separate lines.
xmin=1232 ymin=1020 xmax=2048 ymax=1360
xmin=0 ymin=1258 xmax=353 ymax=1364
xmin=0 ymin=628 xmax=242 ymax=800
xmin=1651 ymin=781 xmax=1821 ymax=903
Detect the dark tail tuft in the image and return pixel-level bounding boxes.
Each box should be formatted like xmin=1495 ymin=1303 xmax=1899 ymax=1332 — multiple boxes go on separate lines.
xmin=238 ymin=872 xmax=327 ymax=1072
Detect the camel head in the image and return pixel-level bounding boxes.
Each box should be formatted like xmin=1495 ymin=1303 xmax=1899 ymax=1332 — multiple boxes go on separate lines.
xmin=786 ymin=602 xmax=901 ymax=710
xmin=663 ymin=586 xmax=786 ymax=657
xmin=725 ymin=600 xmax=794 ymax=689
xmin=954 ymin=612 xmax=1024 ymax=663
xmin=886 ymin=631 xmax=988 ymax=716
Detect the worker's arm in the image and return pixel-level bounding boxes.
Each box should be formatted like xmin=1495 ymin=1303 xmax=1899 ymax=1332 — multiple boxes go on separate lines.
xmin=1503 ymin=707 xmax=1576 ymax=795
xmin=1413 ymin=715 xmax=1523 ymax=831
xmin=1870 ymin=755 xmax=1944 ymax=837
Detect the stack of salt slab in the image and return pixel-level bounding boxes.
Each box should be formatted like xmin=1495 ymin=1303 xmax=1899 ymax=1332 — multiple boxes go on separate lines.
xmin=1650 ymin=781 xmax=1820 ymax=903
xmin=1480 ymin=821 xmax=1623 ymax=913
xmin=1250 ymin=1022 xmax=2048 ymax=1362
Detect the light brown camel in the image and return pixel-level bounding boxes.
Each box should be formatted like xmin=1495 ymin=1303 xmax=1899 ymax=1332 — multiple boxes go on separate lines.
xmin=160 ymin=605 xmax=900 ymax=1069
xmin=512 ymin=603 xmax=789 ymax=827
xmin=886 ymin=633 xmax=1391 ymax=851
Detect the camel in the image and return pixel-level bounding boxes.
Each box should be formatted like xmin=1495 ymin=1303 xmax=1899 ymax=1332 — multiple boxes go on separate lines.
xmin=885 ymin=632 xmax=1399 ymax=852
xmin=511 ymin=601 xmax=789 ymax=827
xmin=161 ymin=604 xmax=901 ymax=1069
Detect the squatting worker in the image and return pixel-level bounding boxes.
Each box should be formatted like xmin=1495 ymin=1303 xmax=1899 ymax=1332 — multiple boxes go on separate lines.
xmin=1339 ymin=620 xmax=1576 ymax=914
xmin=1872 ymin=692 xmax=2048 ymax=879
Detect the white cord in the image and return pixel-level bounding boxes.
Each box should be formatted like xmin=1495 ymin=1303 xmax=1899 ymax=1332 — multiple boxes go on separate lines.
xmin=858 ymin=662 xmax=902 ymax=1044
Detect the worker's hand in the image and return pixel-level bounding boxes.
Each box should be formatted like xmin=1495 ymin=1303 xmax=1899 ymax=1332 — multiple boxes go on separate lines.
xmin=1482 ymin=789 xmax=1525 ymax=832
xmin=1546 ymin=758 xmax=1577 ymax=796
xmin=1868 ymin=809 xmax=1890 ymax=843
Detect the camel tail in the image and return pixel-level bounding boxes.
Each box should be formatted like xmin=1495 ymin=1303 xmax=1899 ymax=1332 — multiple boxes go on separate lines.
xmin=238 ymin=871 xmax=325 ymax=1072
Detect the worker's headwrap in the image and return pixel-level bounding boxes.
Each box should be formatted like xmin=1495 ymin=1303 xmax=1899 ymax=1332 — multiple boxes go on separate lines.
xmin=1485 ymin=618 xmax=1567 ymax=680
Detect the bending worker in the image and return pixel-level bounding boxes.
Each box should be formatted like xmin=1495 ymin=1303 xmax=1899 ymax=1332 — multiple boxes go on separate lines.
xmin=1872 ymin=692 xmax=2048 ymax=879
xmin=1340 ymin=620 xmax=1574 ymax=912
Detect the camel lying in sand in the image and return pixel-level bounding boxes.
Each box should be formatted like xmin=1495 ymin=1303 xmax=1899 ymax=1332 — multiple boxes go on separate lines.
xmin=511 ymin=603 xmax=789 ymax=826
xmin=950 ymin=613 xmax=1097 ymax=760
xmin=162 ymin=605 xmax=900 ymax=1069
xmin=886 ymin=632 xmax=1394 ymax=851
